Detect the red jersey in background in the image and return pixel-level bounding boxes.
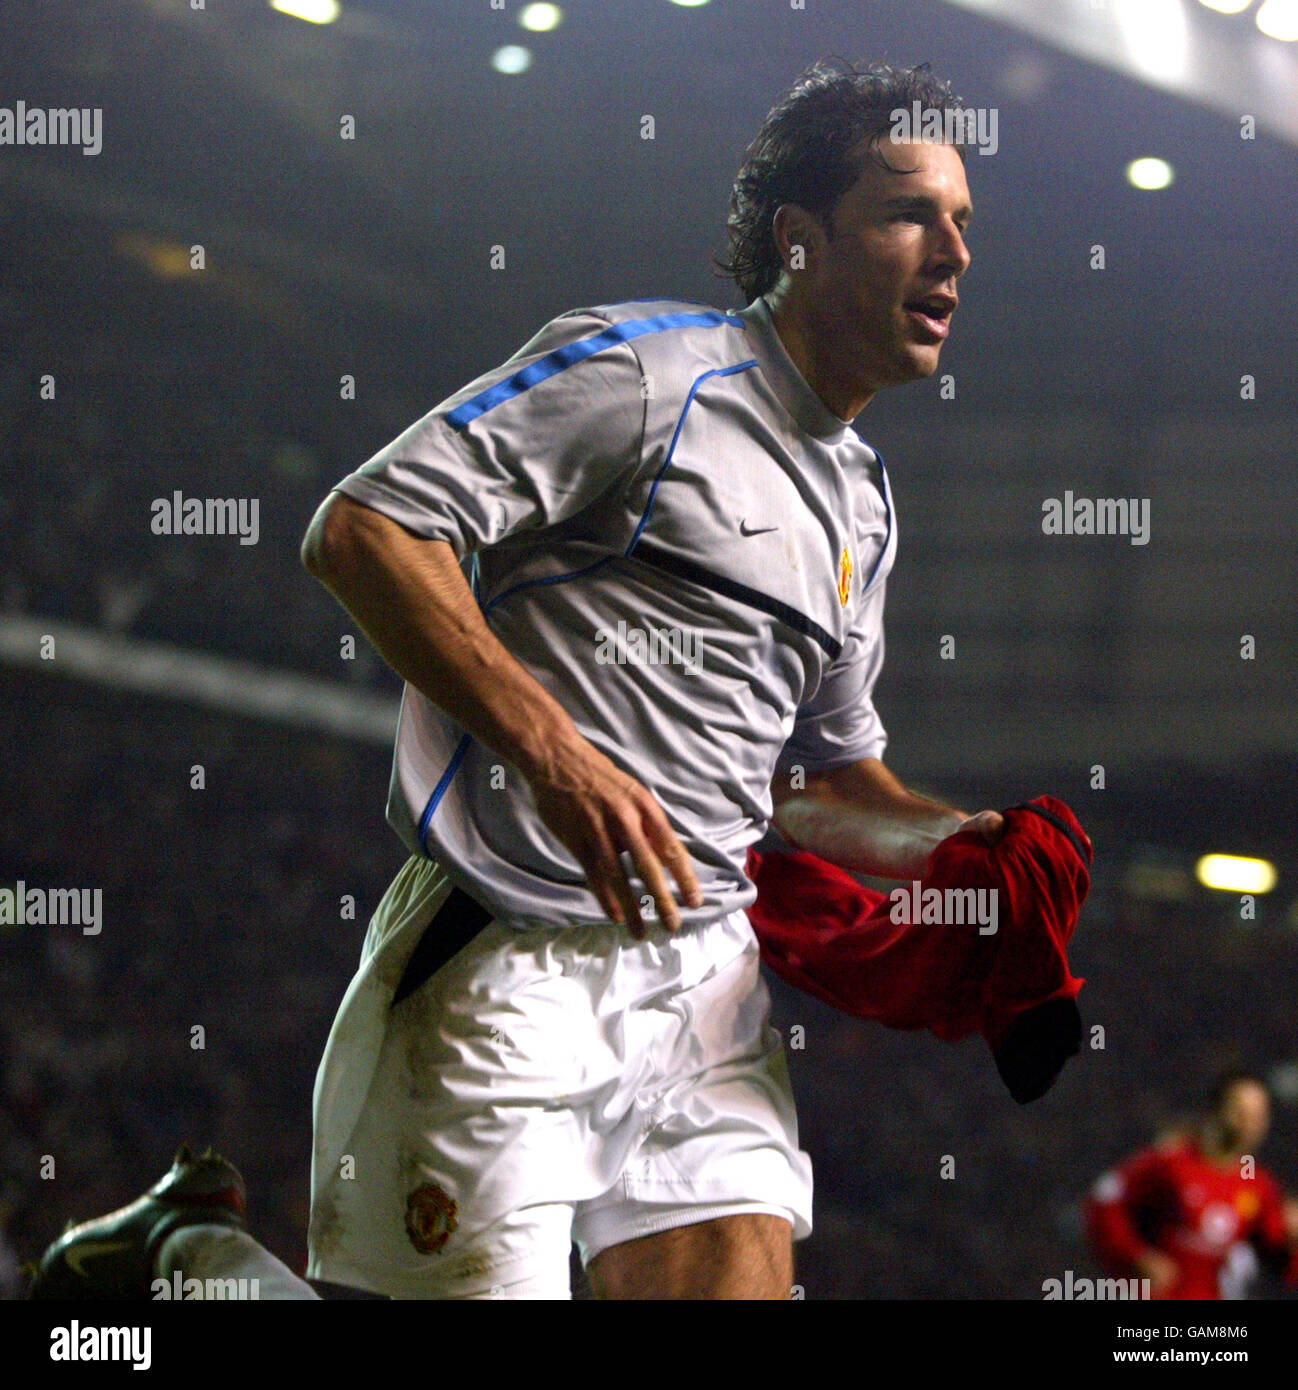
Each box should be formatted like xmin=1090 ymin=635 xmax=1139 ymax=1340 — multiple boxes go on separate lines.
xmin=1087 ymin=1137 xmax=1297 ymax=1299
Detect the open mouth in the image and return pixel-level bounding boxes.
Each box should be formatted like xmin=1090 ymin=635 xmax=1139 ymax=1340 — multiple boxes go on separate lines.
xmin=903 ymin=296 xmax=955 ymax=340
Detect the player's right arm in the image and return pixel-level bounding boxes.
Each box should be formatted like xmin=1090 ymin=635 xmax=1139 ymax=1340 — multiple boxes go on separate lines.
xmin=1085 ymin=1152 xmax=1179 ymax=1295
xmin=302 ymin=495 xmax=700 ymax=937
xmin=299 ymin=310 xmax=701 ymax=937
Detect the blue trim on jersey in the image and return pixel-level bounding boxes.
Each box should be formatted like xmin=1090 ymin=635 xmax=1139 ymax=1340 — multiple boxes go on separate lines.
xmin=444 ymin=311 xmax=745 ymax=430
xmin=461 ymin=361 xmax=759 ymax=614
xmin=859 ymin=447 xmax=894 ymax=595
xmin=416 ymin=355 xmax=759 ymax=857
xmin=414 ymin=362 xmax=890 ymax=855
xmin=627 ymin=361 xmax=758 ymax=553
xmin=480 ymin=552 xmax=618 ymax=616
xmin=416 ymin=731 xmax=473 ymax=852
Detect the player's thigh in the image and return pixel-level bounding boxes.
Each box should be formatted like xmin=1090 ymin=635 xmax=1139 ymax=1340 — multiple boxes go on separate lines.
xmin=585 ymin=1213 xmax=793 ymax=1300
xmin=313 ymin=919 xmax=646 ymax=1298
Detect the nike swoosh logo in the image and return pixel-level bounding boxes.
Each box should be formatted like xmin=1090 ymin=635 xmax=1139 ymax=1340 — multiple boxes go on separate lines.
xmin=64 ymin=1238 xmax=134 ymax=1277
xmin=739 ymin=520 xmax=779 ymax=536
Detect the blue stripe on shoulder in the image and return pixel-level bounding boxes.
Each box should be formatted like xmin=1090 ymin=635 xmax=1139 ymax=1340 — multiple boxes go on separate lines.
xmin=444 ymin=310 xmax=745 ymax=430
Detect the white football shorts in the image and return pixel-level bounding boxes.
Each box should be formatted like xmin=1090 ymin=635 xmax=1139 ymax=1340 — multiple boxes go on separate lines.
xmin=306 ymin=855 xmax=814 ymax=1299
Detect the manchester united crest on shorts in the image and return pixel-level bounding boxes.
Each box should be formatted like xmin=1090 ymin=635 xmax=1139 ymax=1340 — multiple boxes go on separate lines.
xmin=838 ymin=546 xmax=853 ymax=606
xmin=405 ymin=1181 xmax=459 ymax=1254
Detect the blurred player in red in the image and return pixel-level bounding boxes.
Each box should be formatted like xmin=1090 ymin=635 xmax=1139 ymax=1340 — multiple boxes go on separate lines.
xmin=1087 ymin=1070 xmax=1298 ymax=1299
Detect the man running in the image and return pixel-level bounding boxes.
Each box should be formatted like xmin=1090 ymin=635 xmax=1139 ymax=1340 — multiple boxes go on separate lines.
xmin=34 ymin=59 xmax=1001 ymax=1301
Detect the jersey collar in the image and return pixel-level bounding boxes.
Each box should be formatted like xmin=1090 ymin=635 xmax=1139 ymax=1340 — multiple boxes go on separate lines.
xmin=736 ymin=296 xmax=856 ymax=444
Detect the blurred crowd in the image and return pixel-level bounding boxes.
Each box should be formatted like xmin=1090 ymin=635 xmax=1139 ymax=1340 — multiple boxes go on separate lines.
xmin=1 ymin=353 xmax=400 ymax=688
xmin=0 ymin=676 xmax=397 ymax=1289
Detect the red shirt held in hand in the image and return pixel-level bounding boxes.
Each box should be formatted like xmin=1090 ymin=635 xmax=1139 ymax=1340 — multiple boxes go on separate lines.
xmin=745 ymin=795 xmax=1092 ymax=1102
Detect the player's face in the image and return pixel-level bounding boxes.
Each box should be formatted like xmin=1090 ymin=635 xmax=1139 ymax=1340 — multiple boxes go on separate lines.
xmin=810 ymin=138 xmax=972 ymax=390
xmin=1219 ymin=1081 xmax=1270 ymax=1150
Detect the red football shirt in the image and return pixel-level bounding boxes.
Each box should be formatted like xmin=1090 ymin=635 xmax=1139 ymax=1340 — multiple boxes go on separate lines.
xmin=1087 ymin=1136 xmax=1296 ymax=1299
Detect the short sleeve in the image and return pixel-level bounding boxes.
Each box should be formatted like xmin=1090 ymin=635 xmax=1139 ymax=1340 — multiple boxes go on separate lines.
xmin=331 ymin=311 xmax=647 ymax=558
xmin=777 ymin=577 xmax=889 ymax=773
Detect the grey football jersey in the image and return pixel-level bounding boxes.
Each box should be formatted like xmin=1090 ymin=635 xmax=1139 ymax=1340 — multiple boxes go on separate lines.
xmin=331 ymin=295 xmax=897 ymax=929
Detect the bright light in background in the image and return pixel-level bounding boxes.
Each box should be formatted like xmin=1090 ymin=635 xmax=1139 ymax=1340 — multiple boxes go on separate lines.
xmin=519 ymin=3 xmax=562 ymax=31
xmin=1195 ymin=854 xmax=1278 ymax=893
xmin=669 ymin=0 xmax=712 ymax=7
xmin=492 ymin=45 xmax=533 ymax=74
xmin=269 ymin=0 xmax=340 ymax=23
xmin=1113 ymin=0 xmax=1191 ymax=82
xmin=1199 ymin=0 xmax=1253 ymax=13
xmin=1125 ymin=156 xmax=1175 ymax=188
xmin=1257 ymin=0 xmax=1298 ymax=38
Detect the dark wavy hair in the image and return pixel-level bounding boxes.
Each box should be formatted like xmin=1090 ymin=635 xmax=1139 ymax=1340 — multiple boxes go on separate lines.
xmin=716 ymin=59 xmax=967 ymax=302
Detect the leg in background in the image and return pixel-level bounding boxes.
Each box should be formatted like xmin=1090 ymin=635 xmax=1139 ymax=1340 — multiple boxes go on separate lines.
xmin=156 ymin=1225 xmax=321 ymax=1300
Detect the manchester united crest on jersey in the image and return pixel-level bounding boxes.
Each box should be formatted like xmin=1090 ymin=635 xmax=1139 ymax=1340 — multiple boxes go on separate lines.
xmin=838 ymin=546 xmax=853 ymax=606
xmin=405 ymin=1181 xmax=458 ymax=1254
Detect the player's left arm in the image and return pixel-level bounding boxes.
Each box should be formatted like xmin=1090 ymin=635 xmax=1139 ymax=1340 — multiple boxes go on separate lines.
xmin=1249 ymin=1175 xmax=1298 ymax=1283
xmin=770 ymin=756 xmax=1003 ymax=880
xmin=770 ymin=549 xmax=1002 ymax=877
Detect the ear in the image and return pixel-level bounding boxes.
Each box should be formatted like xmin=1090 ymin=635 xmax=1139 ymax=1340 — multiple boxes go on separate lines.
xmin=772 ymin=202 xmax=825 ymax=275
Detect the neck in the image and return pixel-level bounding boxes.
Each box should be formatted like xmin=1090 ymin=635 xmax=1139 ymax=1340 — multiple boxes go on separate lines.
xmin=765 ymin=290 xmax=873 ymax=422
xmin=1199 ymin=1122 xmax=1240 ymax=1166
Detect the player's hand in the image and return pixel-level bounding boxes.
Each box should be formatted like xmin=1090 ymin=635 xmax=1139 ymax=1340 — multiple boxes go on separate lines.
xmin=954 ymin=809 xmax=1005 ymax=845
xmin=528 ymin=744 xmax=703 ymax=939
xmin=1135 ymin=1250 xmax=1178 ymax=1295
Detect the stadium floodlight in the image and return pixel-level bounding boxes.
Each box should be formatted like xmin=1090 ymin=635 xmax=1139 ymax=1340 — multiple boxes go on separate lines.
xmin=491 ymin=45 xmax=534 ymax=75
xmin=939 ymin=0 xmax=1298 ymax=143
xmin=519 ymin=3 xmax=562 ymax=31
xmin=1113 ymin=0 xmax=1191 ymax=82
xmin=1125 ymin=156 xmax=1175 ymax=189
xmin=1257 ymin=0 xmax=1298 ymax=38
xmin=669 ymin=0 xmax=712 ymax=7
xmin=269 ymin=0 xmax=341 ymax=24
xmin=1195 ymin=854 xmax=1278 ymax=894
xmin=1199 ymin=0 xmax=1253 ymax=13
